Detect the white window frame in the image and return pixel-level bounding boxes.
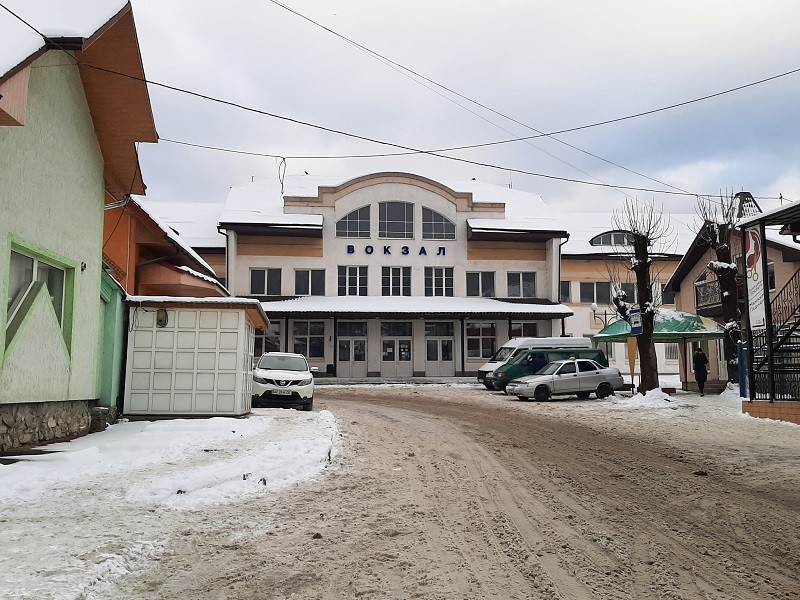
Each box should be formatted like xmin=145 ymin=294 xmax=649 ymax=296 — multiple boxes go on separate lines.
xmin=425 ymin=266 xmax=454 ymax=297
xmin=466 ymin=271 xmax=495 ymax=298
xmin=7 ymin=249 xmax=66 ymax=328
xmin=382 ymin=266 xmax=411 ymax=296
xmin=466 ymin=321 xmax=496 ymax=359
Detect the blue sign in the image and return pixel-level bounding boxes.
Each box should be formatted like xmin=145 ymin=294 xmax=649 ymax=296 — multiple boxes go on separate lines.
xmin=629 ymin=306 xmax=643 ymax=336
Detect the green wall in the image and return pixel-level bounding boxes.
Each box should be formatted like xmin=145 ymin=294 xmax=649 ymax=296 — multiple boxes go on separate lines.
xmin=98 ymin=272 xmax=126 ymax=408
xmin=0 ymin=52 xmax=106 ymax=404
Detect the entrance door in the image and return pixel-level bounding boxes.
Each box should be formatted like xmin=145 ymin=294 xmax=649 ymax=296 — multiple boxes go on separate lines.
xmin=381 ymin=338 xmax=413 ymax=377
xmin=336 ymin=321 xmax=368 ymax=378
xmin=380 ymin=321 xmax=413 ymax=377
xmin=425 ymin=321 xmax=455 ymax=376
xmin=338 ymin=338 xmax=367 ymax=378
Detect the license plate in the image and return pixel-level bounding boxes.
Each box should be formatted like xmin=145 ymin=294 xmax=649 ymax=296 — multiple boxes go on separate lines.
xmin=272 ymin=389 xmax=292 ymax=396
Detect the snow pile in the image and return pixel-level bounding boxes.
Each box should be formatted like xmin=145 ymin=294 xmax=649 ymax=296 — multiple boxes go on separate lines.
xmin=0 ymin=411 xmax=339 ymax=507
xmin=720 ymin=382 xmax=745 ymax=402
xmin=127 ymin=410 xmax=339 ymax=509
xmin=609 ymin=387 xmax=678 ymax=409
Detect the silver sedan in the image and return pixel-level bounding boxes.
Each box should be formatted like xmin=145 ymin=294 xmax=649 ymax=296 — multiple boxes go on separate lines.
xmin=505 ymin=359 xmax=624 ymax=401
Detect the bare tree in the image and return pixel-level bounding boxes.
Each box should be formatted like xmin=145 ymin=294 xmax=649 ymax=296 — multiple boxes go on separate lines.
xmin=697 ymin=194 xmax=740 ymax=382
xmin=612 ymin=200 xmax=671 ymax=394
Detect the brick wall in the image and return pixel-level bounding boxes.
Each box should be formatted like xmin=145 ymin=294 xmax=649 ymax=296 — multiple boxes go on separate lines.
xmin=741 ymin=401 xmax=800 ymax=425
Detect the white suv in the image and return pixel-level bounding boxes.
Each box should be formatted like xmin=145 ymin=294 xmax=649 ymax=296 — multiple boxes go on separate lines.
xmin=252 ymin=352 xmax=317 ymax=411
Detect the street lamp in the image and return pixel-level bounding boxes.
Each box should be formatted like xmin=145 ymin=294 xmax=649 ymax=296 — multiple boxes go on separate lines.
xmin=590 ymin=302 xmax=617 ymax=327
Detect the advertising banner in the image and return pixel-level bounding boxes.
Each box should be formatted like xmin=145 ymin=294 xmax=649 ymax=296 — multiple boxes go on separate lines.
xmin=744 ymin=226 xmax=766 ymax=329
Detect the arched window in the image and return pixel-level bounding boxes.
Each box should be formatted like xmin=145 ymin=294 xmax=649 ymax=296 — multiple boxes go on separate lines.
xmin=379 ymin=202 xmax=414 ymax=239
xmin=422 ymin=207 xmax=456 ymax=240
xmin=336 ymin=206 xmax=370 ymax=238
xmin=589 ymin=231 xmax=634 ymax=246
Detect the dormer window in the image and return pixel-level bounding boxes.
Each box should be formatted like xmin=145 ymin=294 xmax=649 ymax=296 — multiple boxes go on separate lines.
xmin=590 ymin=231 xmax=635 ymax=246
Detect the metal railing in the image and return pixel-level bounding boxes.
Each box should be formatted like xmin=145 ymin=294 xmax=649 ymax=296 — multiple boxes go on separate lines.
xmin=770 ymin=267 xmax=800 ymax=332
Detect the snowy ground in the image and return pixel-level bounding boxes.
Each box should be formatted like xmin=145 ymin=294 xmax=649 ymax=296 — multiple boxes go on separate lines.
xmin=0 ymin=381 xmax=796 ymax=599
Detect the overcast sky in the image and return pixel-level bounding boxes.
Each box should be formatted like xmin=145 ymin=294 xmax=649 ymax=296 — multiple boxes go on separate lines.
xmin=123 ymin=1 xmax=800 ymax=213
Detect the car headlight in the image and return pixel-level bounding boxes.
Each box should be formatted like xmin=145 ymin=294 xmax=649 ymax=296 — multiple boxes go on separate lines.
xmin=253 ymin=375 xmax=267 ymax=384
xmin=299 ymin=377 xmax=313 ymax=385
xmin=497 ymin=372 xmax=506 ymax=379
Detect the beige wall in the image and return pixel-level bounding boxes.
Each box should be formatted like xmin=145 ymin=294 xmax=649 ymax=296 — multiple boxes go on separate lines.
xmin=561 ymin=257 xmax=681 ymax=374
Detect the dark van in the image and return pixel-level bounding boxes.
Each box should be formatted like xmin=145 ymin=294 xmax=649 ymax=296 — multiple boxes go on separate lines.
xmin=488 ymin=347 xmax=608 ymax=392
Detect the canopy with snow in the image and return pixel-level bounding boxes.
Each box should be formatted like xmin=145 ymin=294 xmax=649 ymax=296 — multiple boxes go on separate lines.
xmin=593 ymin=309 xmax=726 ymax=342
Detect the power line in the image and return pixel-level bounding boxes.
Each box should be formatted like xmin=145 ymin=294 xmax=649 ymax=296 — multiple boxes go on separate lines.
xmin=4 ymin=2 xmax=799 ymax=173
xmin=265 ymin=0 xmax=690 ymax=196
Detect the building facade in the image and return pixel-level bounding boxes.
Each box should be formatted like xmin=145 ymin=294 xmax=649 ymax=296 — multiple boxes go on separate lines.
xmin=0 ymin=3 xmax=157 ymax=450
xmin=218 ymin=173 xmax=572 ymax=377
xmin=558 ymin=212 xmax=697 ymax=376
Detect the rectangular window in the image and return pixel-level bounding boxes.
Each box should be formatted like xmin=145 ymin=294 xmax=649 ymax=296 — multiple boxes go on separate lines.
xmin=466 ymin=271 xmax=495 ymax=297
xmin=338 ymin=266 xmax=368 ymax=296
xmin=579 ymin=282 xmax=594 ymax=303
xmin=380 ymin=321 xmax=413 ymax=337
xmin=337 ymin=321 xmax=367 ymax=337
xmin=507 ymin=272 xmax=536 ymax=297
xmin=510 ymin=322 xmax=538 ymax=337
xmin=7 ymin=250 xmax=66 ymax=327
xmin=294 ymin=269 xmax=325 ymax=296
xmin=425 ymin=322 xmax=454 ymax=336
xmin=660 ymin=283 xmax=675 ymax=305
xmin=425 ymin=267 xmax=454 ymax=297
xmin=292 ymin=320 xmax=325 ymax=358
xmin=466 ymin=322 xmax=496 ymax=359
xmin=382 ymin=266 xmax=411 ymax=296
xmin=379 ymin=202 xmax=414 ymax=239
xmin=560 ymin=281 xmax=571 ymax=303
xmin=768 ymin=261 xmax=776 ymax=292
xmin=579 ymin=281 xmax=611 ymax=304
xmin=250 ymin=268 xmax=281 ymax=295
xmin=254 ymin=322 xmax=282 ymax=357
xmin=620 ymin=282 xmax=636 ymax=303
xmin=665 ymin=342 xmax=679 ymax=361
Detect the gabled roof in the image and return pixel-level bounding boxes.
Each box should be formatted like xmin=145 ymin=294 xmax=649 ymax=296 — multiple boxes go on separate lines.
xmin=1 ymin=1 xmax=157 ymax=197
xmin=665 ymin=224 xmax=800 ymax=292
xmin=137 ymin=200 xmax=227 ymax=249
xmin=132 ymin=198 xmax=217 ymax=277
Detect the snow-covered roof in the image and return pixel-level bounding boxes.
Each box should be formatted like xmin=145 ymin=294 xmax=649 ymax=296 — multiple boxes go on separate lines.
xmin=219 ymin=174 xmax=563 ymax=232
xmin=261 ymin=295 xmax=573 ymax=318
xmin=133 ymin=199 xmax=217 ymax=276
xmin=219 ymin=179 xmax=323 ymax=228
xmin=126 ymin=295 xmax=269 ymax=328
xmin=557 ymin=211 xmax=701 ymax=256
xmin=174 ymin=265 xmax=229 ymax=295
xmin=136 ymin=200 xmax=226 ymax=249
xmin=0 ymin=0 xmax=128 ymax=80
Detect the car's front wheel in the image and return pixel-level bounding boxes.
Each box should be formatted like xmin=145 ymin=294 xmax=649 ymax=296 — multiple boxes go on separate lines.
xmin=596 ymin=382 xmax=613 ymax=399
xmin=533 ymin=385 xmax=551 ymax=402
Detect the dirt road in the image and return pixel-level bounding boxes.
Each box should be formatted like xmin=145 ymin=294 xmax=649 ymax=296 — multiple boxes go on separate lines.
xmin=114 ymin=386 xmax=799 ymax=600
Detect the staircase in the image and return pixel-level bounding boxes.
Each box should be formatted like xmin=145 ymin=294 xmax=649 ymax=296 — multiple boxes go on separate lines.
xmin=750 ymin=268 xmax=800 ymax=399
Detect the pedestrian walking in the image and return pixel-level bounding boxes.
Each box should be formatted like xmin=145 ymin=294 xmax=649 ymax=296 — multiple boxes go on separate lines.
xmin=693 ymin=347 xmax=709 ymax=396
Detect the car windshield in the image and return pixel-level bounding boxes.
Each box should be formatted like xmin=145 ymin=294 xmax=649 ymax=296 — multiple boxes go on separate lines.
xmin=491 ymin=347 xmax=516 ymax=362
xmin=257 ymin=355 xmax=308 ymax=371
xmin=537 ymin=362 xmax=562 ymax=375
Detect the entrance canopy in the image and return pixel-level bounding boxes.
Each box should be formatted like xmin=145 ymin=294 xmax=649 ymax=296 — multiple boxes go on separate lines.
xmin=593 ymin=309 xmax=726 ymax=342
